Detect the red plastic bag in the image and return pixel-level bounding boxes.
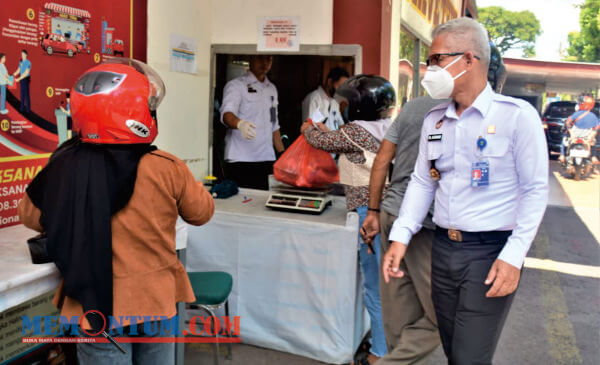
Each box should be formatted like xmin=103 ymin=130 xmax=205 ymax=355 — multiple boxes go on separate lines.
xmin=274 ymin=133 xmax=339 ymax=188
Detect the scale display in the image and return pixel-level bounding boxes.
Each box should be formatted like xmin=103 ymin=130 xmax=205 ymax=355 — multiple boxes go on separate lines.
xmin=266 ymin=193 xmax=332 ymax=214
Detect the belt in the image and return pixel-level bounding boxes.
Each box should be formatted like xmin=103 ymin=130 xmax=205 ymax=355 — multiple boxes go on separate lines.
xmin=435 ymin=226 xmax=512 ymax=242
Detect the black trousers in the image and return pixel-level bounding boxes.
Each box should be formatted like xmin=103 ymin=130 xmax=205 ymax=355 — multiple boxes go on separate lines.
xmin=431 ymin=228 xmax=517 ymax=365
xmin=20 ymin=78 xmax=30 ymax=113
xmin=224 ymin=161 xmax=273 ymax=190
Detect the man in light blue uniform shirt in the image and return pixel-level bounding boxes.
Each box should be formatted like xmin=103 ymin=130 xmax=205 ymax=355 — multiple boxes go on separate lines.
xmin=13 ymin=49 xmax=31 ymax=114
xmin=382 ymin=18 xmax=548 ymax=365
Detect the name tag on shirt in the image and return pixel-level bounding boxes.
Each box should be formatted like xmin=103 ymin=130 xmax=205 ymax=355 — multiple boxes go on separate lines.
xmin=471 ymin=161 xmax=490 ymax=187
xmin=428 ymin=134 xmax=443 ymax=142
xmin=247 ymin=86 xmax=257 ymax=93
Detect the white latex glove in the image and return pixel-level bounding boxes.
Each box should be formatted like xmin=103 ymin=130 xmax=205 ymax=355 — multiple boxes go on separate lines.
xmin=237 ymin=119 xmax=257 ymax=140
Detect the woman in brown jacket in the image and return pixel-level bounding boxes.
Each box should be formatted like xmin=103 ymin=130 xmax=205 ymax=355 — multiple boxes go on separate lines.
xmin=18 ymin=59 xmax=214 ymax=365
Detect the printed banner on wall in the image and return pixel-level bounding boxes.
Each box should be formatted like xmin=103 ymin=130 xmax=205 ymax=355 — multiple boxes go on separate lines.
xmin=0 ymin=1 xmax=147 ymax=228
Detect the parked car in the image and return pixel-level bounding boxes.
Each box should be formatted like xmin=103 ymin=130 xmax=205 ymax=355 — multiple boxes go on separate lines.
xmin=40 ymin=33 xmax=77 ymax=57
xmin=542 ymin=101 xmax=577 ymax=156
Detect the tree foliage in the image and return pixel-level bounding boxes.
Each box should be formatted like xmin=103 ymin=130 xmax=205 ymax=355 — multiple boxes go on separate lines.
xmin=399 ymin=29 xmax=428 ymax=64
xmin=478 ymin=6 xmax=542 ymax=58
xmin=565 ymin=0 xmax=600 ymax=63
xmin=399 ymin=30 xmax=415 ymax=61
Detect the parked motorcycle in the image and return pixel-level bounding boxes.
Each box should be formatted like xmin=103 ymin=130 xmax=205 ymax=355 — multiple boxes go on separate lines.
xmin=561 ymin=127 xmax=594 ymax=180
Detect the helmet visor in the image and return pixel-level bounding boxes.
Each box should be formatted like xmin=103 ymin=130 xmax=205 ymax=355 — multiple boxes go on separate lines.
xmin=74 ymin=71 xmax=126 ymax=96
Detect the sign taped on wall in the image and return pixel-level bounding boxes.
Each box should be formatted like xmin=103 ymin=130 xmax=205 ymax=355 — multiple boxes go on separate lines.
xmin=170 ymin=34 xmax=197 ymax=74
xmin=257 ymin=16 xmax=300 ymax=52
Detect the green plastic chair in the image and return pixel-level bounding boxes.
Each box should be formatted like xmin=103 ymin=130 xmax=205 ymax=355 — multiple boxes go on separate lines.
xmin=186 ymin=271 xmax=234 ymax=365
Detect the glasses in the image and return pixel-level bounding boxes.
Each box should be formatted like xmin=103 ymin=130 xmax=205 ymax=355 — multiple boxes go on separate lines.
xmin=426 ymin=52 xmax=481 ymax=66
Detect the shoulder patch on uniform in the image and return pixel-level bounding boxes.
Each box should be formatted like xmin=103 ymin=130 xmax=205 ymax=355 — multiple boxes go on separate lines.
xmin=494 ymin=94 xmax=540 ymax=116
xmin=225 ymin=77 xmax=245 ymax=89
xmin=424 ymin=107 xmax=448 ymax=128
xmin=494 ymin=94 xmax=527 ymax=108
xmin=428 ymin=100 xmax=452 ymax=112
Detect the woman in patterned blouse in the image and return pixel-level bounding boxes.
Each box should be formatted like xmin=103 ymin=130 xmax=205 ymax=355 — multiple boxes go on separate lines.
xmin=301 ymin=75 xmax=396 ymax=365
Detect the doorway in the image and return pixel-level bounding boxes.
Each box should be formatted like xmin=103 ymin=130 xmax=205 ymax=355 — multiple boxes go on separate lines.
xmin=209 ymin=44 xmax=362 ymax=181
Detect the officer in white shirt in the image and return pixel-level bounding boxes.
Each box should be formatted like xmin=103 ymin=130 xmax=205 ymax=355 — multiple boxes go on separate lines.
xmin=220 ymin=55 xmax=285 ymax=190
xmin=301 ymin=67 xmax=349 ymax=131
xmin=382 ymin=18 xmax=548 ymax=364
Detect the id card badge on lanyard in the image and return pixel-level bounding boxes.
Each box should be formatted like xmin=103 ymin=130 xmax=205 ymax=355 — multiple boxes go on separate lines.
xmin=323 ymin=104 xmax=341 ymax=130
xmin=471 ymin=136 xmax=490 ymax=187
xmin=270 ymin=95 xmax=277 ymax=124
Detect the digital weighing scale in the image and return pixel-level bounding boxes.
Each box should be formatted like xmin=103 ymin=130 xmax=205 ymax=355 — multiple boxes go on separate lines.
xmin=266 ymin=185 xmax=333 ymax=214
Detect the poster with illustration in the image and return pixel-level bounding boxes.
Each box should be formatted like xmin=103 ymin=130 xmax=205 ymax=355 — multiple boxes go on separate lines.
xmin=0 ymin=1 xmax=147 ymax=228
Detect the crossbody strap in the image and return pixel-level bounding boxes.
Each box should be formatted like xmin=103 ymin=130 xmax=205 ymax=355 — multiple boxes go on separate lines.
xmin=574 ymin=110 xmax=590 ymax=124
xmin=340 ymin=128 xmax=369 ymax=152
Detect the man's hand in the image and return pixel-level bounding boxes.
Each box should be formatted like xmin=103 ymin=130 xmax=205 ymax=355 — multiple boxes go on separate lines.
xmin=237 ymin=120 xmax=256 ymax=140
xmin=360 ymin=213 xmax=380 ymax=245
xmin=382 ymin=241 xmax=407 ymax=283
xmin=485 ymin=259 xmax=521 ymax=297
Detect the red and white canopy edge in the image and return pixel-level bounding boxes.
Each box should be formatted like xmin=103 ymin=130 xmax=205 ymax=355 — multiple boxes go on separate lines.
xmin=44 ymin=2 xmax=91 ymax=19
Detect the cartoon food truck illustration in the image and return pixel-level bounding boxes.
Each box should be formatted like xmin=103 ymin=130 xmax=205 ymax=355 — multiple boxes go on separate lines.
xmin=40 ymin=3 xmax=92 ymax=55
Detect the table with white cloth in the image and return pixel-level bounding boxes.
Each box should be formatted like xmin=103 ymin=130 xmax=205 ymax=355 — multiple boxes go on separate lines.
xmin=0 ymin=220 xmax=189 ymax=314
xmin=0 ymin=222 xmax=190 ymax=364
xmin=0 ymin=225 xmax=61 ymax=363
xmin=185 ymin=188 xmax=368 ymax=364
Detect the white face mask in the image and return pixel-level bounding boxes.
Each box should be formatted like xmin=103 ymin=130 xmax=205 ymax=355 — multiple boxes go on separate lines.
xmin=421 ymin=54 xmax=466 ymax=99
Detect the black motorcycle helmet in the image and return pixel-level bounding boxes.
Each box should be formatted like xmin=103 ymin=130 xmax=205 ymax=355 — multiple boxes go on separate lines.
xmin=488 ymin=42 xmax=507 ymax=93
xmin=334 ymin=74 xmax=396 ymax=122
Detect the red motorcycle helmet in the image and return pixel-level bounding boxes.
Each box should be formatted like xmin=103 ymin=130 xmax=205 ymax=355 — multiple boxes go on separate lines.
xmin=579 ymin=95 xmax=595 ymax=111
xmin=71 ymin=58 xmax=165 ymax=144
